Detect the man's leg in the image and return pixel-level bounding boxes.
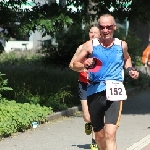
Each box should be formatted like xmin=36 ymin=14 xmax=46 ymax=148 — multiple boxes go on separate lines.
xmin=81 ymin=100 xmax=91 ymax=123
xmin=81 ymin=100 xmax=98 ymax=150
xmin=87 ymin=91 xmax=107 ymax=150
xmin=94 ymin=129 xmax=106 ymax=150
xmin=79 ymin=82 xmax=98 ymax=149
xmin=105 ymin=124 xmax=118 ymax=150
xmin=94 ymin=124 xmax=118 ymax=150
xmin=81 ymin=100 xmax=92 ymax=135
xmin=81 ymin=100 xmax=97 ymax=145
xmin=103 ymin=100 xmax=123 ymax=150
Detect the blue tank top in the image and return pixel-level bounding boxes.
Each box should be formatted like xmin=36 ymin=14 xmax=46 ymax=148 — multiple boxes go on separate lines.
xmin=87 ymin=38 xmax=124 ymax=96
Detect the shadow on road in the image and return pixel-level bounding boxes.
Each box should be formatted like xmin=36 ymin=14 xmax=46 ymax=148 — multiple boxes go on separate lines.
xmin=72 ymin=144 xmax=90 ymax=149
xmin=122 ymin=88 xmax=150 ymax=114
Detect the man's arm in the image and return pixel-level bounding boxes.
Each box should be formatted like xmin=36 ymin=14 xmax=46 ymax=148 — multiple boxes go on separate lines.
xmin=122 ymin=41 xmax=139 ymax=79
xmin=72 ymin=40 xmax=93 ymax=72
xmin=69 ymin=45 xmax=82 ymax=71
xmin=122 ymin=41 xmax=132 ymax=69
xmin=145 ymin=51 xmax=149 ymax=68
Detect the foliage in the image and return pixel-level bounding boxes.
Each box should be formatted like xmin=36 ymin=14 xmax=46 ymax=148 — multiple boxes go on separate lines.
xmin=0 ymin=51 xmax=79 ymax=111
xmin=114 ymin=27 xmax=126 ymax=40
xmin=0 ymin=65 xmax=52 ymax=138
xmin=0 ymin=0 xmax=149 ymax=41
xmin=42 ymin=86 xmax=73 ymax=112
xmin=128 ymin=0 xmax=150 ymax=23
xmin=0 ymin=99 xmax=52 ymax=138
xmin=134 ymin=56 xmax=143 ymax=66
xmin=114 ymin=28 xmax=142 ymax=64
xmin=124 ymin=71 xmax=150 ymax=89
xmin=66 ymin=0 xmax=150 ymax=23
xmin=126 ymin=30 xmax=142 ymax=58
xmin=41 ymin=24 xmax=88 ymax=66
xmin=18 ymin=3 xmax=73 ymax=37
xmin=0 ymin=72 xmax=13 ymax=102
xmin=0 ymin=0 xmax=29 ymax=40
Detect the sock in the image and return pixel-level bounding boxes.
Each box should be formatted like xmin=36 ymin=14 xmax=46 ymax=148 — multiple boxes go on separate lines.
xmin=92 ymin=138 xmax=96 ymax=144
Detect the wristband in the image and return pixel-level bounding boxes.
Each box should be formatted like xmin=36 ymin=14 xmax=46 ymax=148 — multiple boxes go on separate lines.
xmin=126 ymin=67 xmax=136 ymax=73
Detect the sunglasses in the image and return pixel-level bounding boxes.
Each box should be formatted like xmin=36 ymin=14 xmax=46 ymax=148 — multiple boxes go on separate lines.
xmin=99 ymin=25 xmax=114 ymax=30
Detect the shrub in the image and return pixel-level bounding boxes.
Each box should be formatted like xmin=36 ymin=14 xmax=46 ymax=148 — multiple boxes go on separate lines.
xmin=0 ymin=100 xmax=52 ymax=138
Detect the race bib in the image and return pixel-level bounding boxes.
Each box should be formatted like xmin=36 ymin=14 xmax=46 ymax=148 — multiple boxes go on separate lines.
xmin=106 ymin=80 xmax=127 ymax=101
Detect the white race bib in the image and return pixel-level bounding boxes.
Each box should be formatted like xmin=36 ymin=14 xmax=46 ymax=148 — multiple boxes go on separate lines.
xmin=106 ymin=80 xmax=127 ymax=101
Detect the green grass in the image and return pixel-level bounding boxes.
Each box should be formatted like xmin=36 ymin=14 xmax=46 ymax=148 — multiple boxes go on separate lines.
xmin=0 ymin=50 xmax=79 ymax=112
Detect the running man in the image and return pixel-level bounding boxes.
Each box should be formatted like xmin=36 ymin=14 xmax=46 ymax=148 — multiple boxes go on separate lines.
xmin=72 ymin=14 xmax=139 ymax=150
xmin=69 ymin=24 xmax=101 ymax=150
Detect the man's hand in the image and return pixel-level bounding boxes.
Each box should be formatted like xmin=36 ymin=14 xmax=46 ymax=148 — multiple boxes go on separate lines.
xmin=84 ymin=58 xmax=96 ymax=69
xmin=127 ymin=67 xmax=139 ymax=79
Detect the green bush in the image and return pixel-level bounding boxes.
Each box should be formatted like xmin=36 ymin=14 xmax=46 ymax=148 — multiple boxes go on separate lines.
xmin=0 ymin=100 xmax=52 ymax=138
xmin=0 ymin=64 xmax=53 ymax=138
xmin=0 ymin=72 xmax=13 ymax=101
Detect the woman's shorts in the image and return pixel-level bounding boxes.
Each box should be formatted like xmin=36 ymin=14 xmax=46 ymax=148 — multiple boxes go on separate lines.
xmin=87 ymin=90 xmax=123 ymax=132
xmin=78 ymin=81 xmax=87 ymax=100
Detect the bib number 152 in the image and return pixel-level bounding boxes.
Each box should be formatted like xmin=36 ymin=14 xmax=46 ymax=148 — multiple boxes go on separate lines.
xmin=106 ymin=80 xmax=127 ymax=101
xmin=110 ymin=87 xmax=122 ymax=95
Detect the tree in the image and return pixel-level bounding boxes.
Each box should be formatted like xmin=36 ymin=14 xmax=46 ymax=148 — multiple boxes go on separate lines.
xmin=0 ymin=0 xmax=150 ymax=54
xmin=0 ymin=0 xmax=30 ymax=26
xmin=127 ymin=0 xmax=150 ymax=50
xmin=18 ymin=2 xmax=73 ymax=37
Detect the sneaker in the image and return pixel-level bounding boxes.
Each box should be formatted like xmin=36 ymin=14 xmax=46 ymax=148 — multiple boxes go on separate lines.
xmin=90 ymin=143 xmax=98 ymax=150
xmin=85 ymin=123 xmax=92 ymax=135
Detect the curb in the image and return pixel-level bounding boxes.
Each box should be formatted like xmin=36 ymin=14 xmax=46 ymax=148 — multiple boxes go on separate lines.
xmin=46 ymin=87 xmax=140 ymax=122
xmin=46 ymin=106 xmax=82 ymax=121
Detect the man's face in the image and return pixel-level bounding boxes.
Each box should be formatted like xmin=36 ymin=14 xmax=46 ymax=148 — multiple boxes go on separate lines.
xmin=89 ymin=27 xmax=100 ymax=40
xmin=99 ymin=16 xmax=116 ymax=40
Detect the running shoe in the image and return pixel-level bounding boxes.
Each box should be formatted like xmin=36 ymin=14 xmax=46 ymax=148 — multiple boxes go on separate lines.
xmin=85 ymin=122 xmax=92 ymax=135
xmin=90 ymin=143 xmax=98 ymax=150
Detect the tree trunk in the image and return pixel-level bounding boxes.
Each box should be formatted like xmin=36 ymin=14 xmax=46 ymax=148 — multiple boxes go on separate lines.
xmin=87 ymin=0 xmax=100 ymax=25
xmin=59 ymin=0 xmax=66 ymax=7
xmin=48 ymin=0 xmax=56 ymax=5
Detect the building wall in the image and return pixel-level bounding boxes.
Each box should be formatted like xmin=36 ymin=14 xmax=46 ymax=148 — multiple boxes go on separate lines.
xmin=4 ymin=41 xmax=33 ymax=53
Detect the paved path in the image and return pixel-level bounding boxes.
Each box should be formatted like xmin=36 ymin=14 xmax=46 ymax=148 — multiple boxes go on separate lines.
xmin=0 ymin=88 xmax=150 ymax=150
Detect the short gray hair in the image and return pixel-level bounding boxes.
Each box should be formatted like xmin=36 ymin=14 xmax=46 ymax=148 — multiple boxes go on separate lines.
xmin=99 ymin=14 xmax=116 ymax=25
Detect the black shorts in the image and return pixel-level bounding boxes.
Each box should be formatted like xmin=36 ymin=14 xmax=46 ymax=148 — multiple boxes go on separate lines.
xmin=87 ymin=90 xmax=123 ymax=132
xmin=78 ymin=82 xmax=87 ymax=100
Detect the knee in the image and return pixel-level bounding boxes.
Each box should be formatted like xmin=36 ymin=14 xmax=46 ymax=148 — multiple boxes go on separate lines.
xmin=105 ymin=130 xmax=116 ymax=141
xmin=95 ymin=129 xmax=105 ymax=143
